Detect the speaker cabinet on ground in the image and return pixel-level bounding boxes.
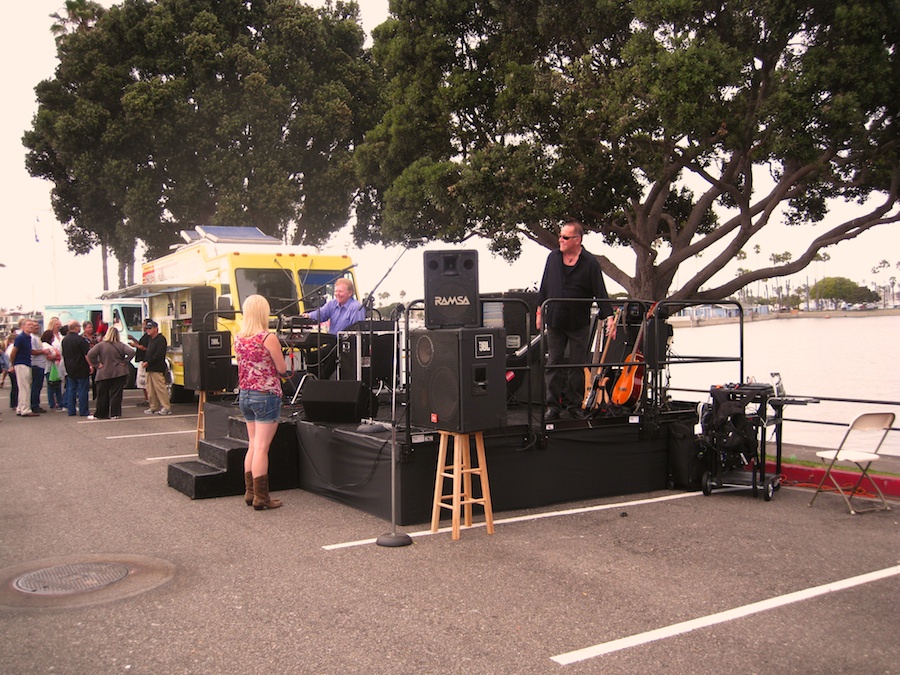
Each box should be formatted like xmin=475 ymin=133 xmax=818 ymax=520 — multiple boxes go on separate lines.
xmin=410 ymin=327 xmax=506 ymax=432
xmin=302 ymin=380 xmax=377 ymax=423
xmin=182 ymin=331 xmax=234 ymax=391
xmin=424 ymin=250 xmax=480 ymax=328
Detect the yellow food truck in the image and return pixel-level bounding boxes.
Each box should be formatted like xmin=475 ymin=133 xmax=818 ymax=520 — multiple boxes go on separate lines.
xmin=102 ymin=226 xmax=357 ymax=401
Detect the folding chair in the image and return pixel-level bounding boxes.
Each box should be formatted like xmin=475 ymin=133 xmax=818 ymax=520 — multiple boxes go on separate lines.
xmin=808 ymin=412 xmax=895 ymax=514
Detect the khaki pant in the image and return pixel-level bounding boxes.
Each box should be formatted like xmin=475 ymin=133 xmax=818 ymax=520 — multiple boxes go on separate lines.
xmin=15 ymin=364 xmax=32 ymax=415
xmin=145 ymin=370 xmax=171 ymax=411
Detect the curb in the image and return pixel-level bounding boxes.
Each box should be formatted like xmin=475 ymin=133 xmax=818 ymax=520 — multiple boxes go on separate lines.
xmin=768 ymin=461 xmax=900 ymax=500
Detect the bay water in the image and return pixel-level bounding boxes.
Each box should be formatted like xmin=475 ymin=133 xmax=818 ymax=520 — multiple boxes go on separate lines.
xmin=666 ymin=314 xmax=900 ymax=454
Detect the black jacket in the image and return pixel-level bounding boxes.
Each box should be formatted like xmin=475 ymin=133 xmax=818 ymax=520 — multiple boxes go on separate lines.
xmin=144 ymin=334 xmax=168 ymax=373
xmin=537 ymin=247 xmax=611 ymax=329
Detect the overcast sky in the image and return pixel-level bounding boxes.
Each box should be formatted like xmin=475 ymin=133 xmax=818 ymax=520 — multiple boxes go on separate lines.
xmin=2 ymin=1 xmax=895 ymax=313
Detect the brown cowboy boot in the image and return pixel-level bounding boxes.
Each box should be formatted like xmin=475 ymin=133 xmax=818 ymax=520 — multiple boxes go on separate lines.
xmin=252 ymin=475 xmax=282 ymax=510
xmin=244 ymin=471 xmax=254 ymax=506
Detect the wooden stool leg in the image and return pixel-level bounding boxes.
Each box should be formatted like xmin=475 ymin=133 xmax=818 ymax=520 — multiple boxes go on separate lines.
xmin=461 ymin=433 xmax=475 ymax=528
xmin=431 ymin=432 xmax=450 ymax=533
xmin=451 ymin=433 xmax=462 ymax=540
xmin=474 ymin=432 xmax=494 ymax=534
xmin=195 ymin=391 xmax=206 ymax=451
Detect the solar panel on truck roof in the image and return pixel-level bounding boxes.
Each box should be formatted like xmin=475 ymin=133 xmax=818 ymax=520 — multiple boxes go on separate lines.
xmin=195 ymin=226 xmax=281 ymax=244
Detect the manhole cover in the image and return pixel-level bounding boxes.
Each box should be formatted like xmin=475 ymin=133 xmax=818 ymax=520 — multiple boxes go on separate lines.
xmin=0 ymin=554 xmax=176 ymax=610
xmin=13 ymin=562 xmax=130 ymax=595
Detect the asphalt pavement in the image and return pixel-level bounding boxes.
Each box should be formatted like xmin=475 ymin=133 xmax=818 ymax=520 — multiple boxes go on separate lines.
xmin=1 ymin=390 xmax=898 ymax=674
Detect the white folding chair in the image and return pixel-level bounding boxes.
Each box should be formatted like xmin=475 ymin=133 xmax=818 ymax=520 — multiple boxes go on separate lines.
xmin=808 ymin=412 xmax=895 ymax=514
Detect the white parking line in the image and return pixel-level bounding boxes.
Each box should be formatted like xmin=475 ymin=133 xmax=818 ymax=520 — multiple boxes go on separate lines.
xmin=108 ymin=430 xmax=196 ymax=439
xmin=321 ymin=490 xmax=722 ymax=550
xmin=146 ymin=453 xmax=199 ymax=461
xmin=551 ymin=565 xmax=900 ymax=665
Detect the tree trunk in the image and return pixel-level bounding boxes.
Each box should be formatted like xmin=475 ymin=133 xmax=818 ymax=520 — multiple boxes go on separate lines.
xmin=101 ymin=241 xmax=109 ymax=291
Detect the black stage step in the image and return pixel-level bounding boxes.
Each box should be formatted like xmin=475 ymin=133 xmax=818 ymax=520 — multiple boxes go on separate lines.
xmin=168 ymin=414 xmax=300 ymax=500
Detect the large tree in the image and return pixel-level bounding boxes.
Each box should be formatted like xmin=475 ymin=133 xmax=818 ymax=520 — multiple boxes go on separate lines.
xmin=25 ymin=0 xmax=378 ymax=284
xmin=354 ymin=0 xmax=900 ymax=300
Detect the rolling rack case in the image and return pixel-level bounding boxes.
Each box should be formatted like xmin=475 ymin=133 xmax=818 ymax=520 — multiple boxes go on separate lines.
xmin=700 ymin=383 xmax=780 ymax=500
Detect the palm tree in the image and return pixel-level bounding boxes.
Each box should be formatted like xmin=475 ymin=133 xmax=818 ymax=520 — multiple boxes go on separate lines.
xmin=50 ymin=0 xmax=105 ymax=40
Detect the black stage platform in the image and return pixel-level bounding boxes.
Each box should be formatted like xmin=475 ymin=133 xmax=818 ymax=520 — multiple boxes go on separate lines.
xmin=177 ymin=397 xmax=697 ymax=526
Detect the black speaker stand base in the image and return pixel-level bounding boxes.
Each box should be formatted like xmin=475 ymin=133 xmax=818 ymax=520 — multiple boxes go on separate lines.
xmin=376 ymin=532 xmax=413 ymax=547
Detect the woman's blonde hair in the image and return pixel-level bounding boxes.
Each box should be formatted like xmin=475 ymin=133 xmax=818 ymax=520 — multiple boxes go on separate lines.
xmin=238 ymin=295 xmax=272 ymax=337
xmin=103 ymin=326 xmax=120 ymax=343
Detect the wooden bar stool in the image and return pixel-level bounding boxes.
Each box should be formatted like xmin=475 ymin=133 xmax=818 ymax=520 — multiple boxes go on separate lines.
xmin=431 ymin=431 xmax=495 ymax=540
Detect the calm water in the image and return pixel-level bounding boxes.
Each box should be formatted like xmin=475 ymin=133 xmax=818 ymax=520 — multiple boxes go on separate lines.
xmin=666 ymin=315 xmax=900 ymax=453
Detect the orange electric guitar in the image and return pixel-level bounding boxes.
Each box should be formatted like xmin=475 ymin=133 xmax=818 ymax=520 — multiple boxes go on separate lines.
xmin=582 ymin=308 xmax=622 ymax=410
xmin=611 ymin=302 xmax=659 ymax=407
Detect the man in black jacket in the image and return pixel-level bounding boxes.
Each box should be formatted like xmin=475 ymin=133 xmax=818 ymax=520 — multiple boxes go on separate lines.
xmin=536 ymin=220 xmax=612 ymax=420
xmin=142 ymin=320 xmax=171 ymax=415
xmin=62 ymin=320 xmax=93 ymax=417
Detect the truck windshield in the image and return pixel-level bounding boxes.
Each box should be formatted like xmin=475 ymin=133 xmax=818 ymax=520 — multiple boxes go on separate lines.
xmin=235 ymin=269 xmax=298 ymax=314
xmin=298 ymin=271 xmax=352 ymax=311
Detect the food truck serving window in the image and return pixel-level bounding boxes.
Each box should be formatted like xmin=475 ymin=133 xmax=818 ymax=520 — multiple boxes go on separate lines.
xmin=235 ymin=269 xmax=298 ymax=313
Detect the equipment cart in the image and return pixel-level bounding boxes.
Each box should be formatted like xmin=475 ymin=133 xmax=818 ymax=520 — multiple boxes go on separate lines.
xmin=700 ymin=383 xmax=779 ymax=500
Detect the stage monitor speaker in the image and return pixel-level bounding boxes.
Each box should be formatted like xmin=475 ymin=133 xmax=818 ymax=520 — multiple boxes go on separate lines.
xmin=190 ymin=286 xmax=217 ymax=332
xmin=182 ymin=331 xmax=233 ymax=391
xmin=302 ymin=380 xmax=377 ymax=423
xmin=424 ymin=250 xmax=480 ymax=329
xmin=410 ymin=327 xmax=506 ymax=432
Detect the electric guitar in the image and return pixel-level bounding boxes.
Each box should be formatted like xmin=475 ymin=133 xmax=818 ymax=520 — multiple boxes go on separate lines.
xmin=611 ymin=302 xmax=659 ymax=407
xmin=582 ymin=308 xmax=621 ymax=410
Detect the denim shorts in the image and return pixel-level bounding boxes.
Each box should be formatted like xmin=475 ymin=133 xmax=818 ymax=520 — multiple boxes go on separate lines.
xmin=239 ymin=390 xmax=282 ymax=423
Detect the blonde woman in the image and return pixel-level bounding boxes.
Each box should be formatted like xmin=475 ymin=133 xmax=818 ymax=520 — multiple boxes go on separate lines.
xmin=235 ymin=295 xmax=287 ymax=510
xmin=87 ymin=326 xmax=135 ymax=419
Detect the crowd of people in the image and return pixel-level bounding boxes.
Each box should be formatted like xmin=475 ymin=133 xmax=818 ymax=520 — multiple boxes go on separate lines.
xmin=2 ymin=315 xmax=171 ymax=421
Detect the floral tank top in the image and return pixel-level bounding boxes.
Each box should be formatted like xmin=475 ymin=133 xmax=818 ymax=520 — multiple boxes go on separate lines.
xmin=235 ymin=332 xmax=282 ymax=396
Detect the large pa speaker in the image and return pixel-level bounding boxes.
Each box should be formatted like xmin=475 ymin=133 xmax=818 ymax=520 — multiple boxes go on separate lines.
xmin=190 ymin=286 xmax=217 ymax=332
xmin=302 ymin=380 xmax=377 ymax=423
xmin=410 ymin=327 xmax=506 ymax=432
xmin=182 ymin=331 xmax=234 ymax=391
xmin=424 ymin=250 xmax=480 ymax=329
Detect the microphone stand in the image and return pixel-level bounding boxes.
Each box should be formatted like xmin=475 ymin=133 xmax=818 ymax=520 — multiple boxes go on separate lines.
xmin=376 ymin=303 xmax=412 ymax=548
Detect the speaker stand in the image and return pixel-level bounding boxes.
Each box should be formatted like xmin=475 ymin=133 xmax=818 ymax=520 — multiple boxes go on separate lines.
xmin=376 ymin=316 xmax=412 ymax=548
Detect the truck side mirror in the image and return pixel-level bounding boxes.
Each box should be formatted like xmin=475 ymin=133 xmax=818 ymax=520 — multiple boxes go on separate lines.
xmin=218 ymin=296 xmax=235 ymax=320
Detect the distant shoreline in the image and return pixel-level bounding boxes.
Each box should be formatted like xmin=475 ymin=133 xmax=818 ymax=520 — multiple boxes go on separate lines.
xmin=670 ymin=307 xmax=900 ymax=328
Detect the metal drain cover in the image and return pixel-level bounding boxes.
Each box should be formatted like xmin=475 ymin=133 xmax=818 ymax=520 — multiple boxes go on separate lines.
xmin=0 ymin=554 xmax=176 ymax=610
xmin=14 ymin=562 xmax=130 ymax=595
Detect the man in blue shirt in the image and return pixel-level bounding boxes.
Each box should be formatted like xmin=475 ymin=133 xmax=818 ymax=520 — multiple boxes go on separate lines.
xmin=301 ymin=278 xmax=366 ymax=334
xmin=8 ymin=319 xmax=38 ymax=416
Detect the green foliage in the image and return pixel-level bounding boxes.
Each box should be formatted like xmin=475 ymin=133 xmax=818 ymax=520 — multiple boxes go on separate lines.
xmin=356 ymin=0 xmax=900 ymax=300
xmin=25 ymin=0 xmax=378 ymax=272
xmin=811 ymin=276 xmax=879 ymax=304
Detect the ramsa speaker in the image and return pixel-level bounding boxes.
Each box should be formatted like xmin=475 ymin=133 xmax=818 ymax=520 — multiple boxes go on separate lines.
xmin=182 ymin=331 xmax=234 ymax=391
xmin=424 ymin=250 xmax=480 ymax=328
xmin=302 ymin=380 xmax=377 ymax=423
xmin=410 ymin=327 xmax=506 ymax=432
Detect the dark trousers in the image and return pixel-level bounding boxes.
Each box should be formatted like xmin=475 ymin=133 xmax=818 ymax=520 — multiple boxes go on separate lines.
xmin=8 ymin=370 xmax=16 ymax=408
xmin=30 ymin=366 xmax=45 ymax=411
xmin=545 ymin=324 xmax=591 ymax=410
xmin=66 ymin=376 xmax=91 ymax=417
xmin=94 ymin=376 xmax=127 ymax=418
